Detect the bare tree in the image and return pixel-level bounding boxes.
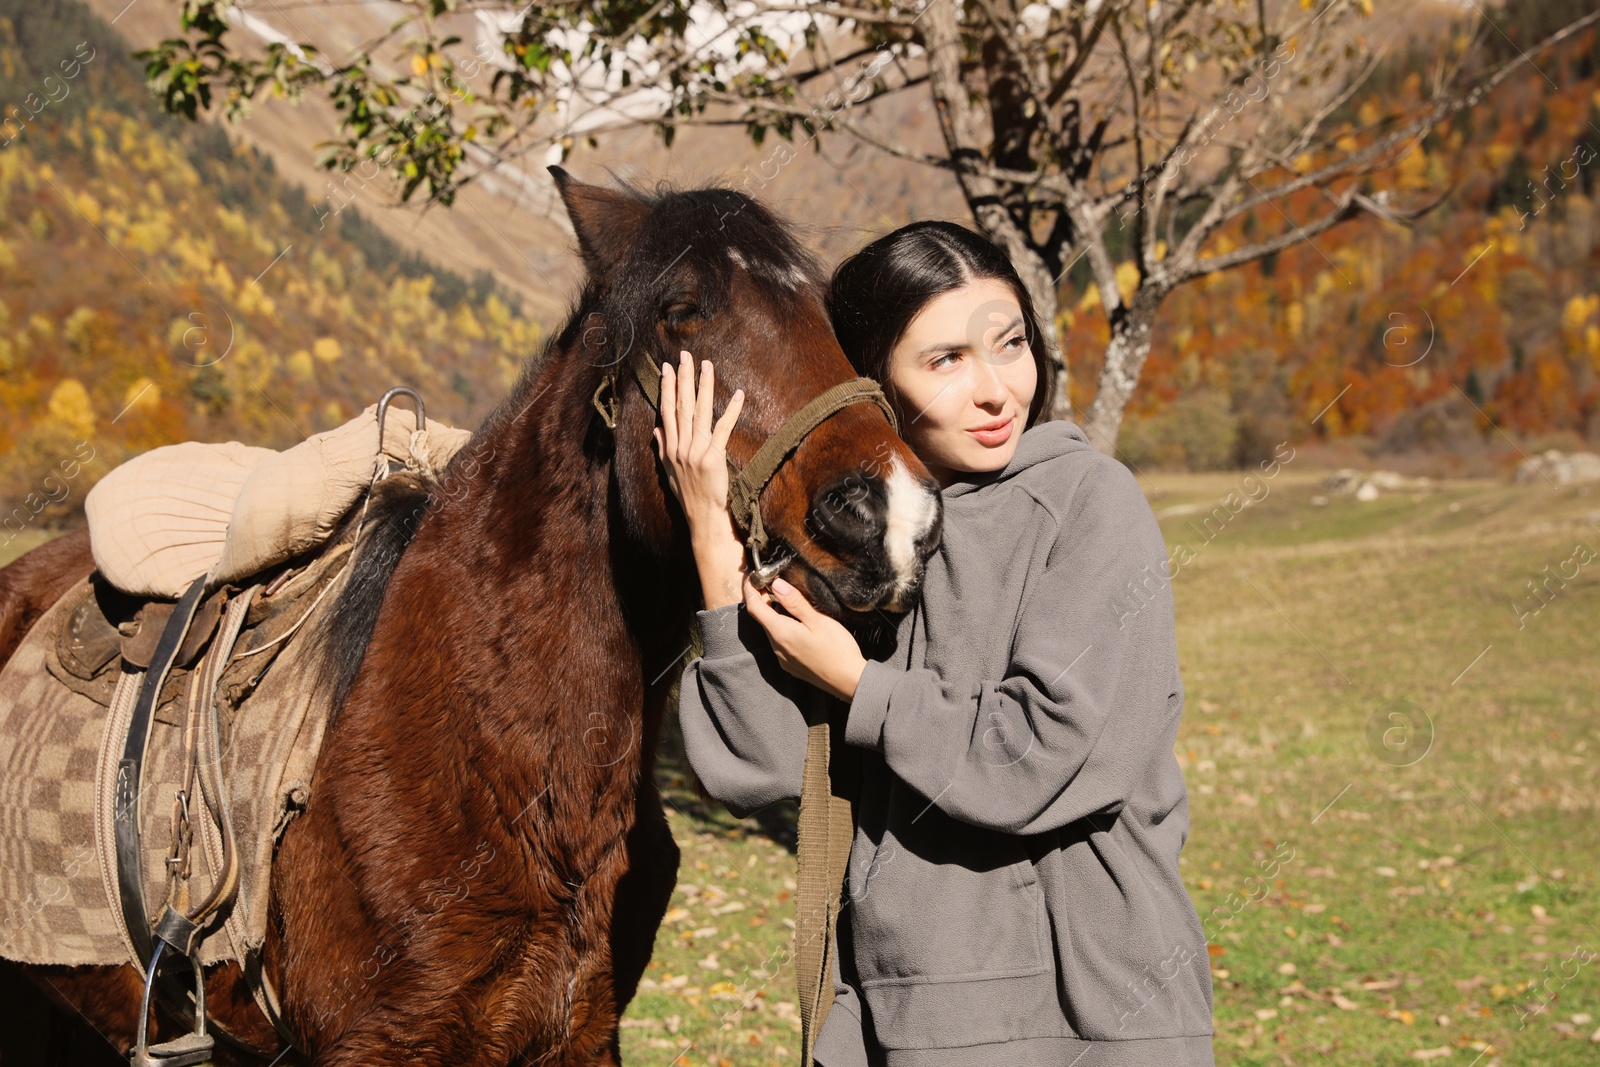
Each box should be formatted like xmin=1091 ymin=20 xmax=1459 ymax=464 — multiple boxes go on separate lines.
xmin=143 ymin=0 xmax=1600 ymax=452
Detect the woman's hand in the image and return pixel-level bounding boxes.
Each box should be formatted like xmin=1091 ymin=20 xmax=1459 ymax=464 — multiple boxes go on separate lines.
xmin=653 ymin=349 xmax=747 ymax=610
xmin=743 ymin=572 xmax=868 ymax=703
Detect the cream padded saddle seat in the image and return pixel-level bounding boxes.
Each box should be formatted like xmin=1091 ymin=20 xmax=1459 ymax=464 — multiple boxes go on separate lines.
xmin=84 ymin=403 xmax=473 ymax=598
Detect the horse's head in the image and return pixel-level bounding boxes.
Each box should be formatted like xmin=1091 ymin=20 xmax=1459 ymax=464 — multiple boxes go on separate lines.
xmin=549 ymin=167 xmax=941 ymax=627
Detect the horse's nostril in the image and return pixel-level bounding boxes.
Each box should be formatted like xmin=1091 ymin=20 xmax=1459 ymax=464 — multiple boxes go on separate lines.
xmin=805 ymin=473 xmax=883 ymax=554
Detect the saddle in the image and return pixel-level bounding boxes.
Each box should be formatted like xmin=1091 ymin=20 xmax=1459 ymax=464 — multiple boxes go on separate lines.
xmin=45 ymin=541 xmax=356 ymax=1062
xmin=33 ymin=389 xmax=471 ymax=1065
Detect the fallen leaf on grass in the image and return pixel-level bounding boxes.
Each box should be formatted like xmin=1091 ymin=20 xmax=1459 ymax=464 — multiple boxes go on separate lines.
xmin=1408 ymin=1047 xmax=1452 ymax=1060
xmin=1331 ymin=994 xmax=1360 ymax=1011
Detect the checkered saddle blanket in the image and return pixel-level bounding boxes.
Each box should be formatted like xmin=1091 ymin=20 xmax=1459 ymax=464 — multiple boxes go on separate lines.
xmin=0 ymin=538 xmax=353 ymax=972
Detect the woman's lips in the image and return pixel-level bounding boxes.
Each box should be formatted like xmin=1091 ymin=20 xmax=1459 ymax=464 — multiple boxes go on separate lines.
xmin=967 ymin=414 xmax=1014 ymax=446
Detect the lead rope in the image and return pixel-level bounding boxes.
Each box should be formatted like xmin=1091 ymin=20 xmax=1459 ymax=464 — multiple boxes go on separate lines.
xmin=795 ymin=688 xmax=859 ymax=1067
xmin=613 ymin=341 xmax=889 ymax=1063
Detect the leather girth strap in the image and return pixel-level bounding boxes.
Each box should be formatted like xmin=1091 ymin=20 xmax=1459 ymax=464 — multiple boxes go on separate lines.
xmin=795 ymin=689 xmax=857 ymax=1067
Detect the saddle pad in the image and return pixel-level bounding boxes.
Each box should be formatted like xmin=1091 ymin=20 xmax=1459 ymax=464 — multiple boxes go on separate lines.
xmin=84 ymin=403 xmax=472 ymax=598
xmin=0 ymin=543 xmax=354 ymax=968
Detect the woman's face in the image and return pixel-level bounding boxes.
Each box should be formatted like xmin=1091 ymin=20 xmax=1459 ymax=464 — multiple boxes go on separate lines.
xmin=885 ymin=277 xmax=1039 ymax=489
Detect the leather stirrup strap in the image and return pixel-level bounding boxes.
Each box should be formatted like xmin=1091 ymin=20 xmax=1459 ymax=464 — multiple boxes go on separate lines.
xmin=795 ymin=689 xmax=857 ymax=1067
xmin=116 ymin=573 xmax=209 ymax=971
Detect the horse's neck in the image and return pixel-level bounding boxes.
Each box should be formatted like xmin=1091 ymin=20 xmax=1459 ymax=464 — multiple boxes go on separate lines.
xmin=395 ymin=355 xmax=688 ymax=798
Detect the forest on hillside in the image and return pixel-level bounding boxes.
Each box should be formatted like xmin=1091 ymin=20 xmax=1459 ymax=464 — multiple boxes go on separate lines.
xmin=0 ymin=0 xmax=541 ymax=536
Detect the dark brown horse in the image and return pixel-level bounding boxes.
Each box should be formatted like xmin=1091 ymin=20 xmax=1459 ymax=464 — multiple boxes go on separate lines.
xmin=0 ymin=168 xmax=942 ymax=1064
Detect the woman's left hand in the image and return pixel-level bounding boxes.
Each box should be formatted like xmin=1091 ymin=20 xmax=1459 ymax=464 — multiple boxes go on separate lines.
xmin=742 ymin=572 xmax=868 ymax=703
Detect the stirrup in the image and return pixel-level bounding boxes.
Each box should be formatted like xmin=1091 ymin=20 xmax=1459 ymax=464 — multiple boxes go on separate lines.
xmin=129 ymin=938 xmax=215 ymax=1067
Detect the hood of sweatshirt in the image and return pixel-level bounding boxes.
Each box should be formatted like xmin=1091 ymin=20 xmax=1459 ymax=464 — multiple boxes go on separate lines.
xmin=939 ymin=418 xmax=1097 ymax=500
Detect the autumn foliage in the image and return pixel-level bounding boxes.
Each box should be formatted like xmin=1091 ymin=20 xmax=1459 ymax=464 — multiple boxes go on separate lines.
xmin=0 ymin=0 xmax=540 ymax=531
xmin=1080 ymin=17 xmax=1600 ymax=471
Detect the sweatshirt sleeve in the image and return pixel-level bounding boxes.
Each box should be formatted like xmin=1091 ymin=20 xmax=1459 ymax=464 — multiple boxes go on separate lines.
xmin=677 ymin=602 xmax=813 ymax=819
xmin=842 ymin=457 xmax=1181 ymax=836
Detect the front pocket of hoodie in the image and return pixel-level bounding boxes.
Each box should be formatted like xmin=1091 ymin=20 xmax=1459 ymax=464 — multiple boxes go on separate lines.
xmin=846 ymin=812 xmax=1049 ymax=986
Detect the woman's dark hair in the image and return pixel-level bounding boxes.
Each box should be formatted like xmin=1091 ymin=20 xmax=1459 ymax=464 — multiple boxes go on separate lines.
xmin=826 ymin=220 xmax=1056 ymax=431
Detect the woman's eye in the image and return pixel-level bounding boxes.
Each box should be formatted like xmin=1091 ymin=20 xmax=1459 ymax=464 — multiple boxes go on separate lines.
xmin=1005 ymin=334 xmax=1025 ymax=349
xmin=931 ymin=351 xmax=960 ymax=368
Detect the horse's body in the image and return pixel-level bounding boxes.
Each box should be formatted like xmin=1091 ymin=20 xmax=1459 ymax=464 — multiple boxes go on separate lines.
xmin=0 ymin=170 xmax=941 ymax=1065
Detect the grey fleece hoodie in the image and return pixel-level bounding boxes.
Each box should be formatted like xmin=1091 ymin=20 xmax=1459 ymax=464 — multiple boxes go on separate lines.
xmin=678 ymin=419 xmax=1215 ymax=1066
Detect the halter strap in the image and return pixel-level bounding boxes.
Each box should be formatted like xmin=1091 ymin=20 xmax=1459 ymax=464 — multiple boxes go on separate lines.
xmin=613 ymin=333 xmax=900 ymax=559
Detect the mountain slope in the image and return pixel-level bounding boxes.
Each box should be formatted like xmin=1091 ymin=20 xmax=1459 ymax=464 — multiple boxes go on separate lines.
xmin=0 ymin=0 xmax=542 ymax=528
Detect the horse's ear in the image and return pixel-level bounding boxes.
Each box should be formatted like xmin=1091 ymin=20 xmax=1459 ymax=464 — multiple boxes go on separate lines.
xmin=549 ymin=166 xmax=648 ymax=277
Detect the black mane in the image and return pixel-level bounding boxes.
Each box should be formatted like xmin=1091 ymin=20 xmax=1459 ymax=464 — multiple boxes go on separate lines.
xmin=310 ymin=470 xmax=433 ymax=721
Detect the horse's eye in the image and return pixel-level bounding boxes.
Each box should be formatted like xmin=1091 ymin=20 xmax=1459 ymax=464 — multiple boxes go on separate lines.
xmin=663 ymin=301 xmax=700 ymax=327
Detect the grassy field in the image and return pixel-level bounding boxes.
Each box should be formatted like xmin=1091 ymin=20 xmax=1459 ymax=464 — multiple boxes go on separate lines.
xmin=5 ymin=469 xmax=1595 ymax=1066
xmin=633 ymin=468 xmax=1600 ymax=1067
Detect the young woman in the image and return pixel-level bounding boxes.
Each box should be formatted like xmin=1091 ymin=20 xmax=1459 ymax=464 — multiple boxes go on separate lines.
xmin=656 ymin=221 xmax=1215 ymax=1066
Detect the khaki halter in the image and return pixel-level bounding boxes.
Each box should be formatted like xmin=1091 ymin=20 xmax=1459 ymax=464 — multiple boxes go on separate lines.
xmin=592 ymin=328 xmax=887 ymax=1066
xmin=591 ymin=333 xmax=899 ymax=579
